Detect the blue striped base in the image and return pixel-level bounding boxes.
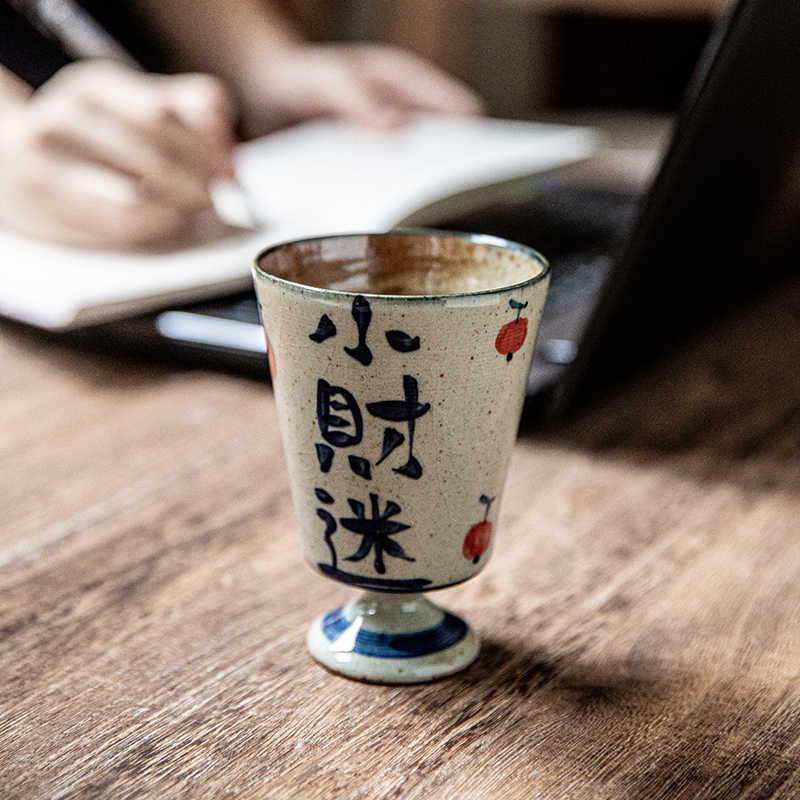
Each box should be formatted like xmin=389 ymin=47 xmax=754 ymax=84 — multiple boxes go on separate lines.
xmin=322 ymin=606 xmax=468 ymax=659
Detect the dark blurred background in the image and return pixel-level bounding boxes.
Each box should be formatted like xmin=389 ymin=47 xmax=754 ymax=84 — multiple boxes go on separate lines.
xmin=289 ymin=0 xmax=722 ymax=117
xmin=1 ymin=0 xmax=723 ymax=118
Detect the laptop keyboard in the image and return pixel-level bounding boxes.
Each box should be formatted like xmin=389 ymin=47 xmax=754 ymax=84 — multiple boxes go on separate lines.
xmin=543 ymin=253 xmax=614 ymax=315
xmin=205 ymin=295 xmax=261 ymax=323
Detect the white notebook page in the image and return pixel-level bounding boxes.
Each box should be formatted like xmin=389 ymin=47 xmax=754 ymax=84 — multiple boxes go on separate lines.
xmin=0 ymin=115 xmax=596 ymax=329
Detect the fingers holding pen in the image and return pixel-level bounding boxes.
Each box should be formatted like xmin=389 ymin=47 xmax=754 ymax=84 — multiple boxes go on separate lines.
xmin=0 ymin=61 xmax=239 ymax=247
xmin=38 ymin=65 xmax=229 ymax=207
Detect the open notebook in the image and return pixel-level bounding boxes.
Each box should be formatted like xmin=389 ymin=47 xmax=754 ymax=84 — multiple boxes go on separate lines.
xmin=0 ymin=115 xmax=596 ymax=330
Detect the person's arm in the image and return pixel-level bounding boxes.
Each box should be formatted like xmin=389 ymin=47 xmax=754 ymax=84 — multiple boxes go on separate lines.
xmin=0 ymin=61 xmax=235 ymax=246
xmin=136 ymin=0 xmax=301 ymax=89
xmin=135 ymin=0 xmax=483 ymax=136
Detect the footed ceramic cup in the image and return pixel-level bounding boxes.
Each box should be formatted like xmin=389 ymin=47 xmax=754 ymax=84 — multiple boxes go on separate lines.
xmin=253 ymin=230 xmax=549 ymax=683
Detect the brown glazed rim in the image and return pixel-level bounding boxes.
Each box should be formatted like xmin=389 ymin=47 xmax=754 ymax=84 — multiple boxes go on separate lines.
xmin=253 ymin=228 xmax=550 ymax=301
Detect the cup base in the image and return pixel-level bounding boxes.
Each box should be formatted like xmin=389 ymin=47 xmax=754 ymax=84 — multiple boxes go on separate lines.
xmin=307 ymin=591 xmax=479 ymax=684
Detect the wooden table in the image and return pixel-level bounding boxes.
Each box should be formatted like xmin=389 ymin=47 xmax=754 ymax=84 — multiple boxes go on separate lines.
xmin=2 ymin=271 xmax=800 ymax=799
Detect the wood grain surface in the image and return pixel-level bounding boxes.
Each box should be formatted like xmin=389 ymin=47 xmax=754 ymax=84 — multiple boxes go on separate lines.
xmin=1 ymin=276 xmax=799 ymax=800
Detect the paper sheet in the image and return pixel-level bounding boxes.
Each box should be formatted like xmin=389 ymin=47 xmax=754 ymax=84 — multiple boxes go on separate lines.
xmin=0 ymin=115 xmax=597 ymax=329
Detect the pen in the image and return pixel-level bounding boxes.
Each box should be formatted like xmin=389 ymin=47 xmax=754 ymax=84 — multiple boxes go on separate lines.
xmin=210 ymin=177 xmax=261 ymax=231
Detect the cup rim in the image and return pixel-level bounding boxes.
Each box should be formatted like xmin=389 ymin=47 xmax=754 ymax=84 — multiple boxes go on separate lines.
xmin=252 ymin=228 xmax=550 ymax=301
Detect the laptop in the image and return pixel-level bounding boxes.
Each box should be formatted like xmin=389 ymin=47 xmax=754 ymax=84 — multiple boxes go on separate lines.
xmin=72 ymin=0 xmax=800 ymax=417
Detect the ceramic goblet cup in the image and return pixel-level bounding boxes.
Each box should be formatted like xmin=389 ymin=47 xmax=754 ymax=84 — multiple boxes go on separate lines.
xmin=253 ymin=230 xmax=549 ymax=683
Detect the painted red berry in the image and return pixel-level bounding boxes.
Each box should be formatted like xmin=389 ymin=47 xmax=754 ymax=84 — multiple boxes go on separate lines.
xmin=463 ymin=520 xmax=492 ymax=562
xmin=495 ymin=318 xmax=528 ymax=360
xmin=463 ymin=495 xmax=495 ymax=563
xmin=267 ymin=335 xmax=277 ymax=378
xmin=494 ymin=298 xmax=529 ymax=361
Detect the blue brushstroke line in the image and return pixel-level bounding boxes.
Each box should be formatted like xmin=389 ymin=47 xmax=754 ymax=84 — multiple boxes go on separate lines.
xmin=322 ymin=606 xmax=467 ymax=659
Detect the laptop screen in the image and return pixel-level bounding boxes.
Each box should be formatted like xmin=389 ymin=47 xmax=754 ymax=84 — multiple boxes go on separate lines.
xmin=556 ymin=0 xmax=800 ymax=413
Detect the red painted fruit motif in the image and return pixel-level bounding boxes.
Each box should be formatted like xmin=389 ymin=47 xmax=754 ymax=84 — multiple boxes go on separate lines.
xmin=267 ymin=335 xmax=277 ymax=378
xmin=495 ymin=298 xmax=529 ymax=361
xmin=462 ymin=495 xmax=496 ymax=563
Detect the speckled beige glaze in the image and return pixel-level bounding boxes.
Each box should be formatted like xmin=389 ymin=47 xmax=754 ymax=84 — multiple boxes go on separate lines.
xmin=253 ymin=231 xmax=549 ymax=594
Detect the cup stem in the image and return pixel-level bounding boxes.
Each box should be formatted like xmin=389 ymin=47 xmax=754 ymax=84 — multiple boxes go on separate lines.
xmin=307 ymin=590 xmax=479 ymax=683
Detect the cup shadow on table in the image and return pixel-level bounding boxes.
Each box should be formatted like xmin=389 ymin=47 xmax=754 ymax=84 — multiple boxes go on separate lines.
xmin=402 ymin=634 xmax=671 ymax=797
xmin=401 ymin=634 xmax=792 ymax=799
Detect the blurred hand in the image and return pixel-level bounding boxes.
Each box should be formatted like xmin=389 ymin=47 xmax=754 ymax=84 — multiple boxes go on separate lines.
xmin=242 ymin=43 xmax=483 ymax=136
xmin=0 ymin=61 xmax=236 ymax=247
